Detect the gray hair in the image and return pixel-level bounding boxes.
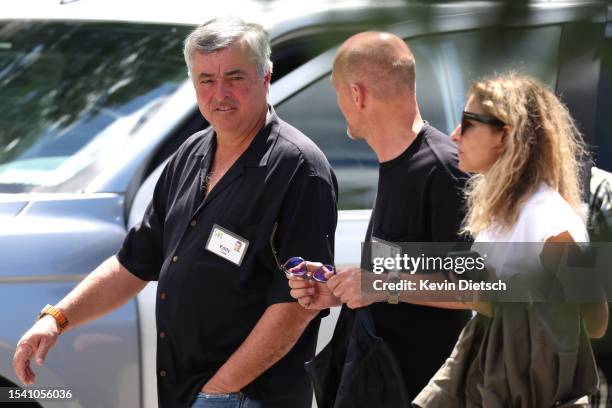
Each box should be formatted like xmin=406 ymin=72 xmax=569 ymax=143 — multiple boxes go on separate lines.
xmin=183 ymin=16 xmax=273 ymax=78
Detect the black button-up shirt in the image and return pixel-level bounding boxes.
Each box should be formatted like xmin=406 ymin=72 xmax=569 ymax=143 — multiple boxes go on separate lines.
xmin=117 ymin=107 xmax=338 ymax=407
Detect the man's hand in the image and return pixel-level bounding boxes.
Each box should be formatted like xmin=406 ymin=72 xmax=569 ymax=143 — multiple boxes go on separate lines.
xmin=286 ymin=262 xmax=341 ymax=310
xmin=13 ymin=316 xmax=61 ymax=386
xmin=327 ymin=267 xmax=385 ymax=309
xmin=12 ymin=257 xmax=147 ymax=386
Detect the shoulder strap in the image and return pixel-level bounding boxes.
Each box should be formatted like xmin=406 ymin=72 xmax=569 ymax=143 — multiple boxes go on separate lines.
xmin=356 ymin=308 xmax=379 ymax=338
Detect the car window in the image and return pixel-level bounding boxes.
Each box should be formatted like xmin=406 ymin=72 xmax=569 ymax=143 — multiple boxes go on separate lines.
xmin=277 ymin=25 xmax=561 ymax=210
xmin=276 ymin=75 xmax=379 ymax=210
xmin=594 ymin=23 xmax=612 ymax=171
xmin=0 ymin=21 xmax=192 ymax=193
xmin=411 ymin=25 xmax=561 ymax=129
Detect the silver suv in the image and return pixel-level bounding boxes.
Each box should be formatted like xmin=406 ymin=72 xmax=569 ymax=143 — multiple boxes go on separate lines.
xmin=1 ymin=1 xmax=609 ymax=407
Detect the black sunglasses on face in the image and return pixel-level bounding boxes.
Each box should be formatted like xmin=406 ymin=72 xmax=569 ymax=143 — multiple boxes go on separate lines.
xmin=461 ymin=111 xmax=505 ymax=135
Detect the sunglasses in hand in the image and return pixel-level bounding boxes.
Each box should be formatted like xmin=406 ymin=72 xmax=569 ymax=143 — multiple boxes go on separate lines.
xmin=269 ymin=223 xmax=335 ymax=283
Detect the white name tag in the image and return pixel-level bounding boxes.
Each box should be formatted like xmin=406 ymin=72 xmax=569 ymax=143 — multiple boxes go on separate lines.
xmin=371 ymin=236 xmax=402 ymax=272
xmin=205 ymin=224 xmax=249 ymax=266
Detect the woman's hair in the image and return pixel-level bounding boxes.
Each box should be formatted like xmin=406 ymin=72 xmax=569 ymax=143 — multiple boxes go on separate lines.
xmin=462 ymin=72 xmax=589 ymax=237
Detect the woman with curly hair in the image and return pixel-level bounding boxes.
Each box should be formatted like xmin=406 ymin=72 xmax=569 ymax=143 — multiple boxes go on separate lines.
xmin=413 ymin=72 xmax=608 ymax=408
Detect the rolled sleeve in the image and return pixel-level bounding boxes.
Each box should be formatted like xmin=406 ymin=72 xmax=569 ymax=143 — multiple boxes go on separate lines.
xmin=116 ymin=165 xmax=170 ymax=281
xmin=266 ymin=172 xmax=338 ymax=306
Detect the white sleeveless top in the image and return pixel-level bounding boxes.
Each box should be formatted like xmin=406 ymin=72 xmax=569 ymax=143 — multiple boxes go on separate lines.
xmin=472 ymin=183 xmax=588 ymax=279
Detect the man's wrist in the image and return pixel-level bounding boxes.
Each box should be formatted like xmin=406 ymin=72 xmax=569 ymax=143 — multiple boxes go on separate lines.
xmin=37 ymin=304 xmax=69 ymax=334
xmin=38 ymin=315 xmax=62 ymax=333
xmin=201 ymin=378 xmax=235 ymax=394
xmin=386 ymin=271 xmax=401 ymax=304
xmin=366 ymin=288 xmax=387 ymax=305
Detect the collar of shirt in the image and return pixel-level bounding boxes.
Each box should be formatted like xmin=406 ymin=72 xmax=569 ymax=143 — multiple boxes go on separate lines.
xmin=194 ymin=105 xmax=280 ymax=203
xmin=195 ymin=105 xmax=279 ymax=168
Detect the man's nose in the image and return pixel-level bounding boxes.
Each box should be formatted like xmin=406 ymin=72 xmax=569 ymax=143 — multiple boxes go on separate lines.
xmin=214 ymin=80 xmax=231 ymax=99
xmin=450 ymin=124 xmax=461 ymax=144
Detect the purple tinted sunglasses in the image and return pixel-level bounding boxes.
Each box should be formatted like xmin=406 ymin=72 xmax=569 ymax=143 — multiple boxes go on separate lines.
xmin=270 ymin=223 xmax=335 ymax=283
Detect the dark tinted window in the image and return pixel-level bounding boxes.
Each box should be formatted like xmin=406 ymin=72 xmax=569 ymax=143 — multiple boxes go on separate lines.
xmin=411 ymin=25 xmax=560 ymax=131
xmin=594 ymin=23 xmax=612 ymax=171
xmin=0 ymin=21 xmax=192 ymax=192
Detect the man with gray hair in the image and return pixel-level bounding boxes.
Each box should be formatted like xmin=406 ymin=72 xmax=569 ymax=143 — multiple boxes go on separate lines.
xmin=13 ymin=17 xmax=337 ymax=408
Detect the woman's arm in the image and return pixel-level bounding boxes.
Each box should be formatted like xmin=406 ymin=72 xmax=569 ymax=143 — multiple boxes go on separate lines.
xmin=582 ymin=302 xmax=608 ymax=339
xmin=541 ymin=231 xmax=608 ymax=338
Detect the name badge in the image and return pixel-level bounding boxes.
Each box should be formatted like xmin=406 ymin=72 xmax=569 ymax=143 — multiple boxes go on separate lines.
xmin=371 ymin=236 xmax=401 ymax=272
xmin=205 ymin=224 xmax=249 ymax=266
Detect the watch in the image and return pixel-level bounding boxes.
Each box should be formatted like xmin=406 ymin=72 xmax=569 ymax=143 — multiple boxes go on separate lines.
xmin=386 ymin=271 xmax=401 ymax=304
xmin=38 ymin=304 xmax=69 ymax=333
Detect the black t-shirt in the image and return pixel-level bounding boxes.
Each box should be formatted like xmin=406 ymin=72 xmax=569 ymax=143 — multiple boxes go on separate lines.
xmin=341 ymin=123 xmax=471 ymax=400
xmin=117 ymin=107 xmax=338 ymax=407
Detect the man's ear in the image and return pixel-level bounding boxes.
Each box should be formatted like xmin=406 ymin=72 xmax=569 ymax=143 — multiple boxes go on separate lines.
xmin=350 ymin=82 xmax=366 ymax=109
xmin=263 ymin=70 xmax=272 ymax=87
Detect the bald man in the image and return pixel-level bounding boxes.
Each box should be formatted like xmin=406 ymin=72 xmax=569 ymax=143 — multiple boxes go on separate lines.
xmin=287 ymin=32 xmax=470 ymax=404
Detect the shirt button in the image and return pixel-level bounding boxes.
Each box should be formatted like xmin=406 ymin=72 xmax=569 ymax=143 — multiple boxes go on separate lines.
xmin=159 ymin=370 xmax=166 ymax=377
xmin=172 ymin=256 xmax=178 ymax=262
xmin=190 ymin=220 xmax=197 ymax=227
xmin=159 ymin=331 xmax=166 ymax=339
xmin=160 ymin=292 xmax=166 ymax=300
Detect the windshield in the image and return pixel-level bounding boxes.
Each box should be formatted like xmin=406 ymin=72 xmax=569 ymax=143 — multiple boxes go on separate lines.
xmin=0 ymin=21 xmax=192 ymax=193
